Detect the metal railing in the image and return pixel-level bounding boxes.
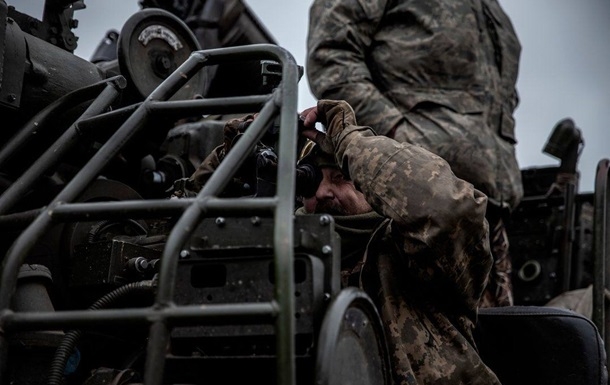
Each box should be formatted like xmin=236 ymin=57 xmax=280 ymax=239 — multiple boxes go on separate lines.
xmin=0 ymin=43 xmax=301 ymax=385
xmin=592 ymin=158 xmax=610 ymax=348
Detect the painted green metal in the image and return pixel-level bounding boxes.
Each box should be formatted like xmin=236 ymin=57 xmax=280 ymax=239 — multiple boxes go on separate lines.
xmin=0 ymin=44 xmax=302 ymax=385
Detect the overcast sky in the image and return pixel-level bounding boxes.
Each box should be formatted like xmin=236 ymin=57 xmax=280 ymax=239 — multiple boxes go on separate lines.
xmin=9 ymin=0 xmax=610 ymax=193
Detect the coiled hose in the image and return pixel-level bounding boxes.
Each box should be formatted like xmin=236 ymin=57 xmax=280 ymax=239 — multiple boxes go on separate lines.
xmin=47 ymin=279 xmax=157 ymax=385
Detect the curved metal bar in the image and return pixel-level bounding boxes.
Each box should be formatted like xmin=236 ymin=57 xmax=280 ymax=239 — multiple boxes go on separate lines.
xmin=150 ymin=96 xmax=279 ymax=305
xmin=148 ymin=94 xmax=271 ymax=117
xmin=143 ymin=43 xmax=300 ymax=385
xmin=592 ymin=159 xmax=610 ymax=342
xmin=0 ymin=51 xmax=208 ymax=385
xmin=0 ymin=43 xmax=301 ymax=385
xmin=0 ymin=197 xmax=279 ymax=229
xmin=0 ymin=76 xmax=126 ymax=167
xmin=0 ymin=80 xmax=125 ymax=214
xmin=3 ymin=302 xmax=278 ymax=331
xmin=0 ymin=52 xmax=208 ymax=308
xmin=270 ymin=51 xmax=300 ymax=385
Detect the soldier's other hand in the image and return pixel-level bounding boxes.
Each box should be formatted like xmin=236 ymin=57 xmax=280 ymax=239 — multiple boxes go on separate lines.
xmin=299 ymin=106 xmax=323 ymax=142
xmin=299 ymin=106 xmax=333 ymax=154
xmin=220 ymin=113 xmax=258 ymax=157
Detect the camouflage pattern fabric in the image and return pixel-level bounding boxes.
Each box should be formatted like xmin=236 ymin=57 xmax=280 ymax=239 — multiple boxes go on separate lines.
xmin=315 ymin=99 xmax=500 ymax=384
xmin=307 ymin=0 xmax=523 ymax=309
xmin=480 ymin=216 xmax=514 ymax=307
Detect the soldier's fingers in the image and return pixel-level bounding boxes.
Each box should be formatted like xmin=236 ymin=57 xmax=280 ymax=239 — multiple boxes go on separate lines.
xmin=300 ymin=129 xmax=322 ymax=143
xmin=299 ymin=106 xmax=319 ymax=128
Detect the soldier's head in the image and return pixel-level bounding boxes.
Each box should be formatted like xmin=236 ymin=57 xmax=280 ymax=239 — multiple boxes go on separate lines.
xmin=297 ymin=143 xmax=372 ymax=216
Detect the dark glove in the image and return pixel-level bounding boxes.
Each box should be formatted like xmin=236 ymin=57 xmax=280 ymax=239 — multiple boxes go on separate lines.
xmin=316 ymin=100 xmax=357 ymax=137
xmin=313 ymin=100 xmax=358 ymax=154
xmin=219 ymin=114 xmax=257 ymax=159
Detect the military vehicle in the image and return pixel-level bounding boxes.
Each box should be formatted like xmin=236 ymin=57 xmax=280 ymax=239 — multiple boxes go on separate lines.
xmin=0 ymin=1 xmax=607 ymax=385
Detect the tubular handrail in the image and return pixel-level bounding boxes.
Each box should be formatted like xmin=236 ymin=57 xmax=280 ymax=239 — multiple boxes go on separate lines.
xmin=0 ymin=78 xmax=126 ymax=215
xmin=592 ymin=159 xmax=610 ymax=341
xmin=0 ymin=44 xmax=301 ymax=385
xmin=0 ymin=76 xmax=127 ymax=169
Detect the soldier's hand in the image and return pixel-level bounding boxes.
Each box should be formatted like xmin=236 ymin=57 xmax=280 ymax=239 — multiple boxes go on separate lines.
xmin=299 ymin=100 xmax=357 ymax=154
xmin=316 ymin=100 xmax=357 ymax=134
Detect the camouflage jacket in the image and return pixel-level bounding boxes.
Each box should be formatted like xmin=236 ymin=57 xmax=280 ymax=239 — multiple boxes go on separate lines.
xmin=317 ymin=100 xmax=499 ymax=384
xmin=307 ymin=0 xmax=523 ymax=211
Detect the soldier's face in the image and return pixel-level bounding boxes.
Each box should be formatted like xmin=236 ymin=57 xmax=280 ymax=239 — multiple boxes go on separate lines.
xmin=304 ymin=167 xmax=372 ymax=216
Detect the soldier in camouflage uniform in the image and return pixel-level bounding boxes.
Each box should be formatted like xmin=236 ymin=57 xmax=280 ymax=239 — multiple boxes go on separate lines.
xmin=298 ymin=99 xmax=499 ymax=384
xmin=306 ymin=0 xmax=523 ymax=307
xmin=179 ymin=99 xmax=499 ymax=383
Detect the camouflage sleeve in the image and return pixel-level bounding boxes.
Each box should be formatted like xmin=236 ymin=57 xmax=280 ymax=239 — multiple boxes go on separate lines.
xmin=349 ymin=133 xmax=491 ymax=309
xmin=318 ymin=100 xmax=492 ymax=311
xmin=306 ymin=0 xmax=406 ymax=136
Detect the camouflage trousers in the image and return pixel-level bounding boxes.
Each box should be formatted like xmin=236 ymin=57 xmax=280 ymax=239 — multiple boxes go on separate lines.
xmin=480 ymin=216 xmax=514 ymax=307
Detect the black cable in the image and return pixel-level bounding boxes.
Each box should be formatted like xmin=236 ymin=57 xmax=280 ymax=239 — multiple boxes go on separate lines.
xmin=47 ymin=280 xmax=156 ymax=385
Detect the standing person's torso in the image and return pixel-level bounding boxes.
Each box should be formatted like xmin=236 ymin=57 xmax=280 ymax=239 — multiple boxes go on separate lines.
xmin=371 ymin=0 xmax=523 ymax=209
xmin=370 ymin=0 xmax=520 ymax=114
xmin=307 ymin=0 xmax=524 ymax=209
